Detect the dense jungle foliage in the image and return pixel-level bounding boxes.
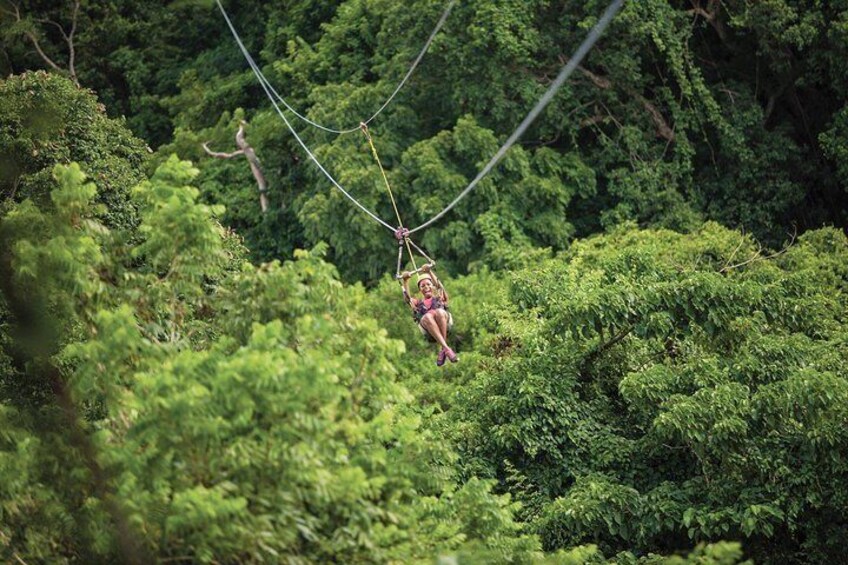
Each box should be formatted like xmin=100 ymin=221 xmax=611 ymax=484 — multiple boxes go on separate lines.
xmin=1 ymin=0 xmax=847 ymax=563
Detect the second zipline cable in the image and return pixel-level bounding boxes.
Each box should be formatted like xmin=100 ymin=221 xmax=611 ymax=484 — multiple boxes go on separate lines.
xmin=217 ymin=0 xmax=395 ymax=230
xmin=216 ymin=0 xmax=455 ymax=135
xmin=217 ymin=0 xmax=627 ymax=236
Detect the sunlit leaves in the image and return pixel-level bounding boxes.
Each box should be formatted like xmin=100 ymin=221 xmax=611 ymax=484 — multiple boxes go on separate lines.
xmin=427 ymin=222 xmax=848 ymax=560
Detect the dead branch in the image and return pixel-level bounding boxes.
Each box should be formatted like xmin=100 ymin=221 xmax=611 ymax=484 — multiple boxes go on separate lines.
xmin=599 ymin=101 xmax=647 ymax=167
xmin=575 ymin=63 xmax=611 ymax=89
xmin=639 ymin=97 xmax=676 ymax=142
xmin=201 ymin=144 xmax=243 ymax=159
xmin=67 ymin=0 xmax=79 ymax=82
xmin=718 ymin=87 xmax=738 ymax=105
xmin=579 ymin=114 xmax=607 ymax=129
xmin=4 ymin=0 xmax=80 ymax=85
xmin=719 ymin=227 xmax=797 ymax=273
xmin=6 ymin=175 xmax=21 ymax=200
xmin=562 ymin=56 xmax=676 ymax=142
xmin=203 ymin=121 xmax=270 ymax=213
xmin=720 ymin=232 xmax=748 ymax=272
xmin=687 ymin=0 xmax=728 ymax=44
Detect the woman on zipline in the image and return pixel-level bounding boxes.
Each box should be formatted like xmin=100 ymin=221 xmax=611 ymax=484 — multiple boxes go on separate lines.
xmin=401 ymin=265 xmax=458 ymax=366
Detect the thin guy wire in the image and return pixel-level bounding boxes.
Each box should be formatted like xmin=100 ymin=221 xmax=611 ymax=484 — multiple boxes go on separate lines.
xmin=408 ymin=0 xmax=626 ymax=235
xmin=407 ymin=238 xmax=434 ymax=264
xmin=226 ymin=19 xmax=394 ymax=230
xmin=216 ymin=0 xmax=455 ymax=135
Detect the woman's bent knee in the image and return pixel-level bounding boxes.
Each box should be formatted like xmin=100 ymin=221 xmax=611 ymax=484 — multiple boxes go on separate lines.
xmin=421 ymin=311 xmax=437 ymax=324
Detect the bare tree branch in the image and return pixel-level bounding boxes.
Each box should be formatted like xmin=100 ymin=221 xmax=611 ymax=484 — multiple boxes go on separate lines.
xmin=720 ymin=232 xmax=748 ymax=272
xmin=574 ymin=63 xmax=611 ymax=90
xmin=687 ymin=0 xmax=728 ymax=44
xmin=234 ymin=121 xmax=269 ymax=213
xmin=201 ymin=143 xmax=243 ymax=159
xmin=720 ymin=227 xmax=797 ymax=273
xmin=8 ymin=175 xmax=21 ymax=200
xmin=579 ymin=115 xmax=608 ymax=131
xmin=35 ymin=17 xmax=68 ymax=39
xmin=203 ymin=121 xmax=270 ymax=213
xmin=67 ymin=0 xmax=79 ymax=83
xmin=5 ymin=0 xmax=80 ymax=85
xmin=562 ymin=56 xmax=676 ymax=142
xmin=24 ymin=30 xmax=62 ymax=71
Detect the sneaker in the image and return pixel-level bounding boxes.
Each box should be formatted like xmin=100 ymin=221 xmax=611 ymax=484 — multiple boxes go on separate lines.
xmin=445 ymin=347 xmax=458 ymax=363
xmin=436 ymin=348 xmax=447 ymax=367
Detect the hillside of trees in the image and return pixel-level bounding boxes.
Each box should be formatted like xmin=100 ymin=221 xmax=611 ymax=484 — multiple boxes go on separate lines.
xmin=1 ymin=1 xmax=846 ymax=563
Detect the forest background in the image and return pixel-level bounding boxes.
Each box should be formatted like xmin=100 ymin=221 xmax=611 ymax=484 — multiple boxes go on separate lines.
xmin=1 ymin=0 xmax=847 ymax=563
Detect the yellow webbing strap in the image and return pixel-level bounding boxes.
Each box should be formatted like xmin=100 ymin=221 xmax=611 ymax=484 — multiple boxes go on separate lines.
xmin=360 ymin=123 xmax=419 ymax=272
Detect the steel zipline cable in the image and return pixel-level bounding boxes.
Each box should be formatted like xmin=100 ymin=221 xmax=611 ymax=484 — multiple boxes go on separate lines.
xmin=215 ymin=0 xmax=456 ymax=135
xmin=408 ymin=0 xmax=625 ymax=234
xmin=217 ymin=0 xmax=626 ymax=235
xmin=217 ymin=0 xmax=395 ymax=230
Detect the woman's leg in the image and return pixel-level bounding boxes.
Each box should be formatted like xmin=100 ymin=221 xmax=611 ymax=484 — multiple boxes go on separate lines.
xmin=434 ymin=309 xmax=449 ymax=341
xmin=434 ymin=309 xmax=457 ymax=361
xmin=420 ymin=312 xmax=449 ymax=350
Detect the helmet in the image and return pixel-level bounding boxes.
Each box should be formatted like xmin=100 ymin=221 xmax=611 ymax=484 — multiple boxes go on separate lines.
xmin=417 ymin=274 xmax=433 ymax=288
